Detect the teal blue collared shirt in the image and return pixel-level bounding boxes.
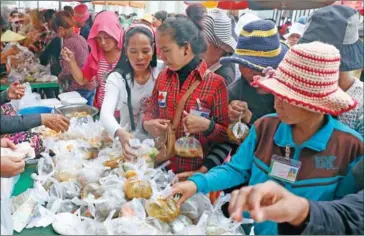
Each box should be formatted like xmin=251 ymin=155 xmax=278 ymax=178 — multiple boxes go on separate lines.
xmin=190 ymin=114 xmax=364 ymax=235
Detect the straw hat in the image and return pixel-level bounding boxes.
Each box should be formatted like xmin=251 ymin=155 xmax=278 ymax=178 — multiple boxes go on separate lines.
xmin=251 ymin=42 xmax=357 ymax=116
xmin=1 ymin=30 xmax=26 ymax=42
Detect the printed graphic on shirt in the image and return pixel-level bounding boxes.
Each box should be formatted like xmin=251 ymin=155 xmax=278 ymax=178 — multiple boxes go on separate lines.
xmin=314 ymin=156 xmax=338 ymax=170
xmin=158 ymin=91 xmax=167 ymax=108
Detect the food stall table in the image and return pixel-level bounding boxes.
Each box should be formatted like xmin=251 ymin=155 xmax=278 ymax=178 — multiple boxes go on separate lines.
xmin=12 ymin=165 xmax=59 ymax=236
xmin=0 ymin=82 xmax=59 ymax=91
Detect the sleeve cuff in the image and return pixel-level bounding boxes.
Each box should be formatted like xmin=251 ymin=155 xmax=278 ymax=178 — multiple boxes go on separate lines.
xmin=188 ymin=173 xmax=209 ymax=194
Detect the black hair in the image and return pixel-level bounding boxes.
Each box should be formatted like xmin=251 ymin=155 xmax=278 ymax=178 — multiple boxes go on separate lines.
xmin=186 ymin=3 xmax=206 ymax=29
xmin=158 ymin=14 xmax=207 ymax=55
xmin=113 ymin=26 xmax=157 ymax=84
xmin=154 ymin=10 xmax=168 ymax=22
xmin=0 ymin=16 xmax=9 ymax=34
xmin=43 ymin=9 xmax=56 ymax=23
xmin=10 ymin=10 xmax=18 ymax=17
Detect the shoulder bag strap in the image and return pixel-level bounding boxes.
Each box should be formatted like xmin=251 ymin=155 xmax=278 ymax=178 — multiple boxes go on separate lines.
xmin=124 ymin=78 xmax=136 ymax=131
xmin=172 ymin=69 xmax=212 ymax=129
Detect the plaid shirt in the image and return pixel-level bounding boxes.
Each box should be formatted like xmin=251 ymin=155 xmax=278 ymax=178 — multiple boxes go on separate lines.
xmin=144 ymin=60 xmax=229 ymax=173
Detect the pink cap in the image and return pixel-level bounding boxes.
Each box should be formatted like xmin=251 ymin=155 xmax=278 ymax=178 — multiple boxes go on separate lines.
xmin=73 ymin=4 xmax=90 ymax=24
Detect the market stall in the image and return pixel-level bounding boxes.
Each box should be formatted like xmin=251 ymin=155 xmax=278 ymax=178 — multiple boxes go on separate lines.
xmin=3 ymin=116 xmax=251 ymax=235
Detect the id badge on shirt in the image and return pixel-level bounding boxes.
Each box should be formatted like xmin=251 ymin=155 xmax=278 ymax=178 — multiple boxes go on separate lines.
xmin=269 ymin=155 xmax=302 ymax=183
xmin=190 ymin=106 xmax=211 ymax=118
xmin=190 ymin=99 xmax=211 ymax=118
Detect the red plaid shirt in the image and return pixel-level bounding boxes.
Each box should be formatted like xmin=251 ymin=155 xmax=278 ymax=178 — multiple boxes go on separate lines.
xmin=144 ymin=60 xmax=229 ymax=173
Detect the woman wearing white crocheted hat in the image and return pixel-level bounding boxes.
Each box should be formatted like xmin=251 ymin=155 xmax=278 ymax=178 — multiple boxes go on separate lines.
xmin=171 ymin=41 xmax=363 ymax=235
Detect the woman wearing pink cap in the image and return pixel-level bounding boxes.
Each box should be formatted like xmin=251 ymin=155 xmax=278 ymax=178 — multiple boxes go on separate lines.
xmin=62 ymin=11 xmax=124 ymax=110
xmin=73 ymin=3 xmax=92 ymax=41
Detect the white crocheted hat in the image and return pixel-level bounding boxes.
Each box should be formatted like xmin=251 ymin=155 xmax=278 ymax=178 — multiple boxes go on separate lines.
xmin=251 ymin=41 xmax=357 ymax=116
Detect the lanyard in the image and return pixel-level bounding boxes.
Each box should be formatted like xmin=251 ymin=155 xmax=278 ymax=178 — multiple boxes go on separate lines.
xmin=285 ymin=144 xmax=291 ymax=160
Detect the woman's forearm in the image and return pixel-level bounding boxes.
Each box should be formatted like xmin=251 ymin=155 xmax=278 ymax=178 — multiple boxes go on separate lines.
xmin=69 ymin=60 xmax=89 ymax=86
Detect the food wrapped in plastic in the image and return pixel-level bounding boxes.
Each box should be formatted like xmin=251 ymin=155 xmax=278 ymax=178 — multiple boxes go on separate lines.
xmin=227 ymin=121 xmax=250 ymax=144
xmin=180 ymin=193 xmax=213 ymax=223
xmin=175 ymin=211 xmax=209 ymax=235
xmin=145 ymin=217 xmax=172 ymax=234
xmin=170 ymin=215 xmax=193 ymax=234
xmin=175 ymin=136 xmax=203 ymax=158
xmin=77 ymin=165 xmax=106 ymax=187
xmin=54 ymin=155 xmax=83 ymax=182
xmin=145 ymin=197 xmax=180 ymax=223
xmin=81 ymin=183 xmax=104 ymax=199
xmin=93 ymin=188 xmax=127 ymax=221
xmin=132 ymin=139 xmax=159 ymax=168
xmin=49 ymin=180 xmax=81 ymax=200
xmin=106 ymin=217 xmax=161 ymax=235
xmin=205 ymin=193 xmax=247 ymax=235
xmin=119 ymin=198 xmax=146 ymax=220
xmin=124 ymin=178 xmax=152 ymax=200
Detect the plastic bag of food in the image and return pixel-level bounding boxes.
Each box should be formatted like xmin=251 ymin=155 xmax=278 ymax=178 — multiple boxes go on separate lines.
xmin=106 ymin=217 xmax=161 ymax=235
xmin=31 ymin=153 xmax=55 ymax=187
xmin=145 ymin=196 xmax=180 ymax=223
xmin=94 ymin=189 xmax=127 ymax=221
xmin=54 ymin=153 xmax=83 ymax=182
xmin=175 ymin=135 xmax=203 ymax=158
xmin=176 ymin=211 xmax=209 ymax=235
xmin=81 ymin=183 xmax=104 ymax=200
xmin=135 ymin=139 xmax=159 ymax=168
xmin=170 ymin=215 xmax=193 ymax=234
xmin=180 ymin=193 xmax=213 ymax=223
xmin=119 ymin=198 xmax=146 ymax=220
xmin=227 ymin=121 xmax=250 ymax=144
xmin=49 ymin=180 xmax=81 ymax=200
xmin=205 ymin=193 xmax=249 ymax=235
xmin=77 ymin=165 xmax=106 ymax=187
xmin=125 ymin=178 xmax=153 ymax=200
xmin=145 ymin=217 xmax=172 ymax=234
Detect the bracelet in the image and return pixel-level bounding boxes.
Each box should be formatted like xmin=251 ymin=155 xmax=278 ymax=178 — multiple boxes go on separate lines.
xmin=203 ymin=117 xmax=215 ymax=137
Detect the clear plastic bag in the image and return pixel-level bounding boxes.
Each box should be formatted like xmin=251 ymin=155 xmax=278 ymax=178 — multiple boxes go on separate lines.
xmin=180 ymin=193 xmax=213 ymax=223
xmin=93 ymin=186 xmax=127 ymax=221
xmin=125 ymin=178 xmax=153 ymax=200
xmin=145 ymin=196 xmax=180 ymax=224
xmin=106 ymin=217 xmax=161 ymax=235
xmin=54 ymin=153 xmax=83 ymax=182
xmin=227 ymin=121 xmax=250 ymax=144
xmin=1 ymin=176 xmax=20 ymax=235
xmin=170 ymin=215 xmax=193 ymax=234
xmin=205 ymin=193 xmax=248 ymax=235
xmin=175 ymin=135 xmax=203 ymax=158
xmin=77 ymin=164 xmax=106 ymax=187
xmin=81 ymin=183 xmax=104 ymax=200
xmin=119 ymin=198 xmax=146 ymax=220
xmin=145 ymin=217 xmax=172 ymax=234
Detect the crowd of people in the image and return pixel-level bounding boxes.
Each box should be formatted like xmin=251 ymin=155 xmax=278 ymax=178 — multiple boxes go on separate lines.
xmin=0 ymin=2 xmax=364 ymax=235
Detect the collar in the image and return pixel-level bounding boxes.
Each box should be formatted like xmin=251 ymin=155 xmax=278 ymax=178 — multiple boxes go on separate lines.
xmin=273 ymin=115 xmax=335 ymax=152
xmin=168 ymin=58 xmax=208 ymax=80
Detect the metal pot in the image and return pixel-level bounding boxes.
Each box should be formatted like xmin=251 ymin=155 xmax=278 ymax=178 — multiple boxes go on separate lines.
xmin=54 ymin=104 xmax=99 ymax=119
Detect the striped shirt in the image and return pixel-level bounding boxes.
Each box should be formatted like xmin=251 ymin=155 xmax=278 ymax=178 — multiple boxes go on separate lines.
xmin=94 ymin=57 xmax=118 ymax=109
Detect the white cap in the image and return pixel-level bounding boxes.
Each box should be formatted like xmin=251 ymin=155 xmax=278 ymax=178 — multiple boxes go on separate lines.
xmin=284 ymin=22 xmax=306 ymax=39
xmin=235 ymin=13 xmax=261 ymax=36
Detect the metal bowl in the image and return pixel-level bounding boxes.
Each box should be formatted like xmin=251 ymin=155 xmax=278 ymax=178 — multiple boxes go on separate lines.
xmin=55 ymin=104 xmax=99 ymax=119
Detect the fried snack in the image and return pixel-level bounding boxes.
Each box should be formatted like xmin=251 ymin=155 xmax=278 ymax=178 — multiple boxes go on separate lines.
xmin=124 ymin=178 xmax=152 ymax=200
xmin=145 ymin=197 xmax=180 ymax=223
xmin=103 ymin=158 xmax=123 ymax=169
